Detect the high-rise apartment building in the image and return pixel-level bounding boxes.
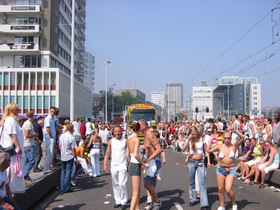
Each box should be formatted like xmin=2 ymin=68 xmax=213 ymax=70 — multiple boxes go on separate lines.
xmin=192 ymin=86 xmax=213 ymax=121
xmin=151 ymin=91 xmax=165 ymax=108
xmin=166 ymin=83 xmax=183 ymax=118
xmin=0 ymin=0 xmax=92 ymax=118
xmin=213 ymin=76 xmax=261 ymax=119
xmin=84 ymin=51 xmax=95 ymax=92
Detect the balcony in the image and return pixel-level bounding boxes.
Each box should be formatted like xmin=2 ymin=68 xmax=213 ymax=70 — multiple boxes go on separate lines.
xmin=0 ymin=43 xmax=40 ymax=55
xmin=0 ymin=24 xmax=41 ymax=34
xmin=76 ymin=32 xmax=85 ymax=40
xmin=77 ymin=6 xmax=86 ymax=17
xmin=0 ymin=5 xmax=42 ymax=15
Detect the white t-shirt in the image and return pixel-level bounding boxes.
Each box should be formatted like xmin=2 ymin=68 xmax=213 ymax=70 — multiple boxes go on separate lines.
xmin=0 ymin=170 xmax=9 ymax=198
xmin=72 ymin=121 xmax=81 ymax=136
xmin=22 ymin=119 xmax=35 ymax=147
xmin=59 ymin=131 xmax=76 ymax=161
xmin=85 ymin=122 xmax=92 ymax=135
xmin=98 ymin=129 xmax=111 ymax=144
xmin=0 ymin=117 xmax=24 ymax=157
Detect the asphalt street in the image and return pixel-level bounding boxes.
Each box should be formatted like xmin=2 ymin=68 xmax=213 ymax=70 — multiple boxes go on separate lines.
xmin=41 ymin=149 xmax=280 ymax=210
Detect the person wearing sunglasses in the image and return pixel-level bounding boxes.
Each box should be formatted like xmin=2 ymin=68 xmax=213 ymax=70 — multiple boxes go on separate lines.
xmin=207 ymin=131 xmax=244 ymax=210
xmin=254 ymin=141 xmax=279 ymax=188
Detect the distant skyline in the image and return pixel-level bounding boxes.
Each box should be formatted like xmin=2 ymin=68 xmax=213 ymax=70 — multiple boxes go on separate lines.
xmin=85 ymin=0 xmax=280 ymax=107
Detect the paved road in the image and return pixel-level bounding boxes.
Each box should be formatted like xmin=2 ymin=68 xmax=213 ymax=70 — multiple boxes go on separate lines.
xmin=42 ymin=149 xmax=280 ymax=210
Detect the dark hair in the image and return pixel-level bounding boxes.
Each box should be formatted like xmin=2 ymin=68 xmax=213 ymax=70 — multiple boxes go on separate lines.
xmin=233 ymin=114 xmax=238 ymax=119
xmin=132 ymin=122 xmax=140 ymax=132
xmin=38 ymin=116 xmax=44 ymax=120
xmin=26 ymin=111 xmax=34 ymax=118
xmin=264 ymin=117 xmax=272 ymax=124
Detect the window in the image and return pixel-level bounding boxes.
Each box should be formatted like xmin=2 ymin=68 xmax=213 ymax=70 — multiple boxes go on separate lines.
xmin=253 ymin=97 xmax=257 ymax=100
xmin=4 ymin=96 xmax=9 ymax=108
xmin=37 ymin=96 xmax=42 ymax=109
xmin=254 ymin=102 xmax=257 ymax=105
xmin=44 ymin=96 xmax=49 ymax=109
xmin=17 ymin=96 xmax=22 ymax=109
xmin=51 ymin=96 xmax=56 ymax=107
xmin=30 ymin=96 xmax=35 ymax=109
xmin=24 ymin=96 xmax=28 ymax=109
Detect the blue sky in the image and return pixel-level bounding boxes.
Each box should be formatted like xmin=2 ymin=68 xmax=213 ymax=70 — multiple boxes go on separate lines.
xmin=85 ymin=0 xmax=280 ymax=107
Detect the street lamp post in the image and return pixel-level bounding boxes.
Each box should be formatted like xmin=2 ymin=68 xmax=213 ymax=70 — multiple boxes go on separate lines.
xmin=70 ymin=0 xmax=75 ymax=121
xmin=103 ymin=61 xmax=111 ymax=124
xmin=110 ymin=84 xmax=116 ymax=121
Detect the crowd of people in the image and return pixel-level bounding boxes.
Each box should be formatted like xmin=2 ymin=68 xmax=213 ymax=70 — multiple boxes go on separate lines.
xmin=0 ymin=102 xmax=279 ymax=210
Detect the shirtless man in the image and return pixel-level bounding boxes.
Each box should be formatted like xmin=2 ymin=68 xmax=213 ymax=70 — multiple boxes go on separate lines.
xmin=139 ymin=119 xmax=162 ymax=210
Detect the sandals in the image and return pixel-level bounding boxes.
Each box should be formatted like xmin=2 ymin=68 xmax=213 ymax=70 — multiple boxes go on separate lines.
xmin=258 ymin=184 xmax=265 ymax=189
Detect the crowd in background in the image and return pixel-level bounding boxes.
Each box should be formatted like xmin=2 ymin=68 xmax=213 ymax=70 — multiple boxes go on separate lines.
xmin=0 ymin=101 xmax=279 ymax=210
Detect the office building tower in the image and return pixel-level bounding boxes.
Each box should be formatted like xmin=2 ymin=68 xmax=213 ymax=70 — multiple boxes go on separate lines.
xmin=166 ymin=83 xmax=183 ymax=118
xmin=0 ymin=0 xmax=92 ymax=118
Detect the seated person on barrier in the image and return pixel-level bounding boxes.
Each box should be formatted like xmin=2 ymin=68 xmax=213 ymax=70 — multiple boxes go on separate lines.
xmin=241 ymin=138 xmax=263 ymax=184
xmin=236 ymin=138 xmax=253 ymax=179
xmin=75 ymin=137 xmax=92 ymax=176
xmin=0 ymin=152 xmax=21 ymax=210
xmin=254 ymin=141 xmax=279 ymax=188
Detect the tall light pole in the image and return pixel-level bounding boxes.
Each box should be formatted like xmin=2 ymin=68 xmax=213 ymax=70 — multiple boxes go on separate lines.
xmin=103 ymin=61 xmax=111 ymax=124
xmin=70 ymin=0 xmax=75 ymax=121
xmin=111 ymin=84 xmax=116 ymax=121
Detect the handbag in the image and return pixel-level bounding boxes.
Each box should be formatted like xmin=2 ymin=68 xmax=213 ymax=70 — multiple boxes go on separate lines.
xmin=0 ymin=120 xmax=16 ymax=156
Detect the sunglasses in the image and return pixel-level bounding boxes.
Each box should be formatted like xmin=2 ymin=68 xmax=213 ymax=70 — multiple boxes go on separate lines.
xmin=224 ymin=137 xmax=231 ymax=139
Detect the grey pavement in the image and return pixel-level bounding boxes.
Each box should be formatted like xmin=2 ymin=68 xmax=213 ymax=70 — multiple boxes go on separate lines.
xmin=38 ymin=149 xmax=280 ymax=210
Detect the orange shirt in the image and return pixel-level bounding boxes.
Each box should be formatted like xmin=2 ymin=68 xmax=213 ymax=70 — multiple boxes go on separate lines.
xmin=75 ymin=146 xmax=85 ymax=157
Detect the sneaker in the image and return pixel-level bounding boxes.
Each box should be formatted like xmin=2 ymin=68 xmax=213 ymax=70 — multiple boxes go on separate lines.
xmin=242 ymin=179 xmax=250 ymax=184
xmin=44 ymin=169 xmax=53 ymax=174
xmin=33 ymin=168 xmax=43 ymax=173
xmin=144 ymin=204 xmax=153 ymax=210
xmin=151 ymin=201 xmax=162 ymax=210
xmin=217 ymin=207 xmax=225 ymax=210
xmin=236 ymin=176 xmax=242 ymax=180
xmin=232 ymin=204 xmax=238 ymax=210
xmin=157 ymin=175 xmax=162 ymax=180
xmin=241 ymin=176 xmax=246 ymax=181
xmin=89 ymin=172 xmax=93 ymax=177
xmin=70 ymin=181 xmax=76 ymax=187
xmin=147 ymin=196 xmax=152 ymax=204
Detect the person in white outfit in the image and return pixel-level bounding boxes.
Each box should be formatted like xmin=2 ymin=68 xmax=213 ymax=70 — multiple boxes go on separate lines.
xmin=89 ymin=135 xmax=102 ymax=177
xmin=103 ymin=125 xmax=128 ymax=210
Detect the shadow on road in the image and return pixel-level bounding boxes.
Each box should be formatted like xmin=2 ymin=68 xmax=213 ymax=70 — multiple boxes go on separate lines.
xmin=152 ymin=189 xmax=185 ymax=210
xmin=51 ymin=203 xmax=86 ymax=210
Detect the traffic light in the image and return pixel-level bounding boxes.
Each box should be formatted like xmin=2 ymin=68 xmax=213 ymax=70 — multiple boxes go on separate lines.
xmin=195 ymin=107 xmax=198 ymax=113
xmin=206 ymin=107 xmax=209 ymax=113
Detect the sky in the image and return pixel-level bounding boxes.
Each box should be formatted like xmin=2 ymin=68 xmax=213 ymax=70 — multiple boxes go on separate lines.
xmin=85 ymin=0 xmax=280 ymax=108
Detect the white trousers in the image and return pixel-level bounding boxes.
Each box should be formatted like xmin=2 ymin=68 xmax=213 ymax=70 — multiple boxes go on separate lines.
xmin=111 ymin=164 xmax=128 ymax=205
xmin=77 ymin=157 xmax=91 ymax=175
xmin=44 ymin=138 xmax=54 ymax=171
xmin=90 ymin=148 xmax=100 ymax=176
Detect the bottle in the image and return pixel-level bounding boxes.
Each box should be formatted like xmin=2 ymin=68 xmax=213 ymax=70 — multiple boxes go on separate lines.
xmin=143 ymin=167 xmax=147 ymax=176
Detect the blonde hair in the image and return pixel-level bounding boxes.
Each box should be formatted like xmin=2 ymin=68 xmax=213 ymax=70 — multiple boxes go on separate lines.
xmin=188 ymin=126 xmax=199 ymax=153
xmin=0 ymin=103 xmax=19 ymax=127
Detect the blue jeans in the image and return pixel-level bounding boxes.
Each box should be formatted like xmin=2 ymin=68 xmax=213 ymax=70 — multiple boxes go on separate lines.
xmin=60 ymin=158 xmax=74 ymax=192
xmin=187 ymin=159 xmax=209 ymax=207
xmin=23 ymin=146 xmax=35 ymax=180
xmin=102 ymin=143 xmax=107 ymax=157
xmin=0 ymin=196 xmax=21 ymax=210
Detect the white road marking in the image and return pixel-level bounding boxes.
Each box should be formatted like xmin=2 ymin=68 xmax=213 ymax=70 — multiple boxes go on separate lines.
xmin=174 ymin=202 xmax=184 ymax=210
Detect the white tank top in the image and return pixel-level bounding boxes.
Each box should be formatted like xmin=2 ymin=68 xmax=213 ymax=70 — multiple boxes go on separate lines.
xmin=130 ymin=146 xmax=142 ymax=164
xmin=111 ymin=137 xmax=127 ymax=166
xmin=189 ymin=140 xmax=204 ymax=155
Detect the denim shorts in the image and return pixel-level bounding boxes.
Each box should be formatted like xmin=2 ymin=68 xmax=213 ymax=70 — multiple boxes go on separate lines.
xmin=216 ymin=164 xmax=236 ymax=177
xmin=129 ymin=162 xmax=141 ymax=176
